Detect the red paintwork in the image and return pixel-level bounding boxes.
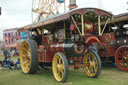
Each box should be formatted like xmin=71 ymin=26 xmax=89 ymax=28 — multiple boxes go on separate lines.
xmin=99 ymin=32 xmax=116 ymax=57
xmin=70 ymin=24 xmax=75 ymax=31
xmin=37 ymin=35 xmax=64 ymax=62
xmin=99 ymin=45 xmax=115 ymax=57
xmin=85 ymin=32 xmax=116 ymax=57
xmin=106 ymin=45 xmax=115 ymax=56
xmin=99 ymin=32 xmax=115 ymax=42
xmin=68 ymin=57 xmax=83 ymax=69
xmin=85 ymin=35 xmax=100 ymax=46
xmin=37 ymin=31 xmax=116 ymax=63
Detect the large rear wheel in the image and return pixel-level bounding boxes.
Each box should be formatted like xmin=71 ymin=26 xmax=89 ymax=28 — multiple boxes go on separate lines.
xmin=20 ymin=40 xmax=38 ymax=74
xmin=115 ymin=45 xmax=128 ymax=71
xmin=83 ymin=50 xmax=101 ymax=78
xmin=52 ymin=52 xmax=69 ymax=82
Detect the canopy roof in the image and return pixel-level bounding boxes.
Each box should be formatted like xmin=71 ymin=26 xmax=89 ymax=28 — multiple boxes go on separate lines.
xmin=18 ymin=8 xmax=112 ymax=32
xmin=101 ymin=12 xmax=128 ymax=25
xmin=108 ymin=12 xmax=128 ymax=24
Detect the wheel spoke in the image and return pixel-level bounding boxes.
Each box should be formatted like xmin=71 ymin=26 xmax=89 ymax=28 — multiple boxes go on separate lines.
xmin=23 ymin=48 xmax=28 ymax=52
xmin=119 ymin=52 xmax=124 ymax=57
xmin=25 ymin=64 xmax=30 ymax=72
xmin=26 ymin=63 xmax=30 ymax=68
xmin=60 ymin=70 xmax=64 ymax=78
xmin=89 ymin=66 xmax=92 ymax=73
xmin=57 ymin=55 xmax=60 ymax=64
xmin=57 ymin=71 xmax=61 ymax=79
xmin=88 ymin=53 xmax=91 ymax=61
xmin=23 ymin=60 xmax=29 ymax=66
xmin=90 ymin=67 xmax=93 ymax=73
xmin=24 ymin=44 xmax=29 ymax=49
xmin=23 ymin=50 xmax=27 ymax=55
xmin=94 ymin=66 xmax=97 ymax=73
xmin=59 ymin=58 xmax=61 ymax=64
xmin=94 ymin=62 xmax=98 ymax=72
xmin=57 ymin=71 xmax=63 ymax=80
xmin=27 ymin=52 xmax=31 ymax=58
xmin=91 ymin=56 xmax=94 ymax=61
xmin=124 ymin=48 xmax=128 ymax=55
xmin=22 ymin=54 xmax=26 ymax=58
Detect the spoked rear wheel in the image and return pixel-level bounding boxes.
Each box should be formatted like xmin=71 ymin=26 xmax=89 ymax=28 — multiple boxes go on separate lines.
xmin=115 ymin=45 xmax=128 ymax=71
xmin=52 ymin=52 xmax=68 ymax=82
xmin=20 ymin=40 xmax=38 ymax=74
xmin=83 ymin=50 xmax=101 ymax=78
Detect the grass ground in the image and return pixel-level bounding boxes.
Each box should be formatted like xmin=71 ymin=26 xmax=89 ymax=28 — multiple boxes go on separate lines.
xmin=0 ymin=54 xmax=128 ymax=85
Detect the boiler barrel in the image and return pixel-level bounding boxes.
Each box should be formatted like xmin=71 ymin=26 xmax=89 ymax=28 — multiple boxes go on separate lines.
xmin=64 ymin=43 xmax=85 ymax=57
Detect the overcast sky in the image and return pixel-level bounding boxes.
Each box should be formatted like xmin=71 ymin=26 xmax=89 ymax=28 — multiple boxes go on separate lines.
xmin=0 ymin=0 xmax=128 ymax=40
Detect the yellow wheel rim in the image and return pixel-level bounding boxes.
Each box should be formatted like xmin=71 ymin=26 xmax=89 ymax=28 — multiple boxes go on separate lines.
xmin=20 ymin=41 xmax=31 ymax=73
xmin=83 ymin=51 xmax=98 ymax=77
xmin=52 ymin=54 xmax=65 ymax=82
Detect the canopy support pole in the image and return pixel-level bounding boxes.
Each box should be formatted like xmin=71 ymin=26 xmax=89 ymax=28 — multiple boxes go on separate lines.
xmin=81 ymin=14 xmax=84 ymax=35
xmin=71 ymin=16 xmax=82 ymax=36
xmin=98 ymin=15 xmax=101 ymax=36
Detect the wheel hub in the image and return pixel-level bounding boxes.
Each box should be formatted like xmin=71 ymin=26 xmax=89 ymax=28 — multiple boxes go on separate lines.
xmin=90 ymin=61 xmax=95 ymax=67
xmin=57 ymin=64 xmax=64 ymax=71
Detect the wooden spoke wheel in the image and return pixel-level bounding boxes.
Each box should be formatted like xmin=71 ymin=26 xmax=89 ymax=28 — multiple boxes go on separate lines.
xmin=52 ymin=52 xmax=68 ymax=82
xmin=20 ymin=40 xmax=38 ymax=74
xmin=83 ymin=50 xmax=101 ymax=78
xmin=115 ymin=45 xmax=128 ymax=71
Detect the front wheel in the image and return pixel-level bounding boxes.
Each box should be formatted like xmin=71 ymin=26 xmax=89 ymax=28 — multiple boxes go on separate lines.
xmin=52 ymin=52 xmax=69 ymax=83
xmin=83 ymin=50 xmax=101 ymax=78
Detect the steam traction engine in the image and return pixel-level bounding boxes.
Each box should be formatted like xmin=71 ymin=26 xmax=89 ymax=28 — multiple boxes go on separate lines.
xmin=84 ymin=11 xmax=128 ymax=72
xmin=98 ymin=13 xmax=128 ymax=71
xmin=18 ymin=8 xmax=113 ymax=82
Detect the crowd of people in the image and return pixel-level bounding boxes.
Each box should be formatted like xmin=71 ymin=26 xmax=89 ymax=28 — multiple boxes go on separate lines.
xmin=0 ymin=48 xmax=20 ymax=70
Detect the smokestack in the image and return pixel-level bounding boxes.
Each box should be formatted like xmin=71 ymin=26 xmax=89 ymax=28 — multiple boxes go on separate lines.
xmin=69 ymin=0 xmax=78 ymax=10
xmin=127 ymin=2 xmax=128 ymax=10
xmin=0 ymin=7 xmax=1 ymax=15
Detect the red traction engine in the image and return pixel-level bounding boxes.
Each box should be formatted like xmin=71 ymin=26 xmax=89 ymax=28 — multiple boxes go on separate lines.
xmin=100 ymin=23 xmax=128 ymax=71
xmin=98 ymin=32 xmax=116 ymax=64
xmin=18 ymin=8 xmax=113 ymax=82
xmin=85 ymin=15 xmax=128 ymax=72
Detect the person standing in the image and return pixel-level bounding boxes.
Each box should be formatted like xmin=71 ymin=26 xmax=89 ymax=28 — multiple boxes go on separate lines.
xmin=14 ymin=58 xmax=20 ymax=69
xmin=3 ymin=48 xmax=8 ymax=61
xmin=7 ymin=48 xmax=11 ymax=59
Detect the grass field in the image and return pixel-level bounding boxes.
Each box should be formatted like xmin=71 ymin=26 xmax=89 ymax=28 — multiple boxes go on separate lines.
xmin=0 ymin=54 xmax=128 ymax=85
